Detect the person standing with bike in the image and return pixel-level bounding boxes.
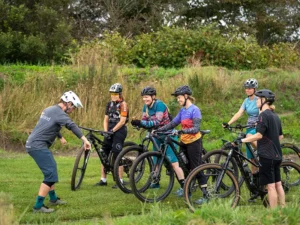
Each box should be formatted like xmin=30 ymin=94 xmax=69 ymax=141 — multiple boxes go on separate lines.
xmin=223 ymin=78 xmax=259 ymax=174
xmin=95 ymin=83 xmax=129 ymax=188
xmin=156 ymin=85 xmax=208 ymax=204
xmin=131 ymin=86 xmax=185 ymax=189
xmin=26 ymin=91 xmax=91 ymax=213
xmin=240 ymin=89 xmax=285 ymax=209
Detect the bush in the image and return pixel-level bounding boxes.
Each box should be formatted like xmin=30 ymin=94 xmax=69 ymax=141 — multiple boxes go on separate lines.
xmin=103 ymin=26 xmax=300 ymax=70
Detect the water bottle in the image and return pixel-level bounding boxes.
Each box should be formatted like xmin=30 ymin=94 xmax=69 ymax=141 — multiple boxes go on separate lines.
xmin=178 ymin=151 xmax=188 ymax=164
xmin=100 ymin=149 xmax=108 ymax=164
xmin=243 ymin=163 xmax=253 ymax=184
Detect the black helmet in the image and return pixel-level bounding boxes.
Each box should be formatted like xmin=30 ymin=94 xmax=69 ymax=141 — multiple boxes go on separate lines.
xmin=244 ymin=78 xmax=258 ymax=89
xmin=171 ymin=85 xmax=192 ymax=96
xmin=109 ymin=83 xmax=122 ymax=93
xmin=141 ymin=86 xmax=156 ymax=96
xmin=255 ymin=89 xmax=275 ymax=103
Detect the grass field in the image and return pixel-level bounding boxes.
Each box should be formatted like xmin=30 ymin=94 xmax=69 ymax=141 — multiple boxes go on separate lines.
xmin=0 ymin=149 xmax=300 ymax=225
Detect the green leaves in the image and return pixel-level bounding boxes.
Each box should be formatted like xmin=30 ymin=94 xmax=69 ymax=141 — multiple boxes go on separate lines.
xmin=104 ymin=26 xmax=300 ymax=69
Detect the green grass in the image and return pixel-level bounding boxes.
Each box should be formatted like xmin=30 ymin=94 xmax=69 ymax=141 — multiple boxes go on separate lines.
xmin=0 ymin=151 xmax=300 ymax=225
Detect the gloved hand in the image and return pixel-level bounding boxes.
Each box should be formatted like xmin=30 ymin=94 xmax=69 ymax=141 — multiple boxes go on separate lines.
xmin=233 ymin=137 xmax=243 ymax=146
xmin=131 ymin=119 xmax=142 ymax=127
xmin=103 ymin=131 xmax=113 ymax=139
xmin=222 ymin=122 xmax=229 ymax=128
xmin=172 ymin=130 xmax=183 ymax=136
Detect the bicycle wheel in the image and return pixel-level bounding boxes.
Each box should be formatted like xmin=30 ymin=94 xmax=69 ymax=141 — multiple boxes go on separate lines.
xmin=130 ymin=151 xmax=175 ymax=203
xmin=114 ymin=145 xmax=146 ymax=193
xmin=202 ymin=150 xmax=239 ymax=197
xmin=280 ymin=161 xmax=300 ymax=190
xmin=71 ymin=146 xmax=91 ymax=191
xmin=281 ymin=143 xmax=300 ymax=166
xmin=184 ymin=163 xmax=240 ymax=212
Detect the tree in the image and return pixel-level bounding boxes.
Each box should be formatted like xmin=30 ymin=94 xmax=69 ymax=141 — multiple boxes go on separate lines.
xmin=171 ymin=0 xmax=300 ymax=45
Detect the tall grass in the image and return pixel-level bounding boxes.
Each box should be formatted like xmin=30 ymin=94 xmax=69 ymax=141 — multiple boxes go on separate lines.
xmin=0 ymin=193 xmax=17 ymax=225
xmin=1 ymin=60 xmax=300 ymax=149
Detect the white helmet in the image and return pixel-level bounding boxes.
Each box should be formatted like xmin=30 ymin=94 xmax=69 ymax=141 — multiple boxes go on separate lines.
xmin=61 ymin=91 xmax=83 ymax=108
xmin=109 ymin=83 xmax=122 ymax=93
xmin=244 ymin=78 xmax=258 ymax=89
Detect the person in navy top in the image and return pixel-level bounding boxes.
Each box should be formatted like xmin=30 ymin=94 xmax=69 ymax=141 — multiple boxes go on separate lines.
xmin=157 ymin=85 xmax=208 ymax=204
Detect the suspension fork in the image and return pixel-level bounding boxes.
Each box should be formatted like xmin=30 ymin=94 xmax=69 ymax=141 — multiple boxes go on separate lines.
xmin=215 ymin=149 xmax=234 ymax=192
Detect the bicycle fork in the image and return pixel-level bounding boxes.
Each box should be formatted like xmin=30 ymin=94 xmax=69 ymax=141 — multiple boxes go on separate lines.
xmin=215 ymin=149 xmax=234 ymax=192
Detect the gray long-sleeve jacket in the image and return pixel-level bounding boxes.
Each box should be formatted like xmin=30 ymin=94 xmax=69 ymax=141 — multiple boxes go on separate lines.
xmin=26 ymin=105 xmax=83 ymax=152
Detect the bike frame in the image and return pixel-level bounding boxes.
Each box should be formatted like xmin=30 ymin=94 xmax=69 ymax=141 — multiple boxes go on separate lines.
xmin=216 ymin=134 xmax=265 ymax=196
xmin=81 ymin=128 xmax=113 ymax=174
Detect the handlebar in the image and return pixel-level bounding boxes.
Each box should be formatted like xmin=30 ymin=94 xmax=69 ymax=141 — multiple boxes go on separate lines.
xmin=78 ymin=126 xmax=113 ymax=136
xmin=224 ymin=124 xmax=255 ymax=132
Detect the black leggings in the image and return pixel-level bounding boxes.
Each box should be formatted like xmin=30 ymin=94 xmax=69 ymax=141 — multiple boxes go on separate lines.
xmin=180 ymin=138 xmax=207 ymax=186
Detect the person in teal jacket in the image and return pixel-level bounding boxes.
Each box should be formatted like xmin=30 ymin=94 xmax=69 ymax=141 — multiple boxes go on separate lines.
xmin=131 ymin=87 xmax=185 ymax=192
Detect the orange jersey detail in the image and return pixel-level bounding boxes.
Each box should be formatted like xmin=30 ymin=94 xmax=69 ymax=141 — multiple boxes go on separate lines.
xmin=120 ymin=101 xmax=128 ymax=117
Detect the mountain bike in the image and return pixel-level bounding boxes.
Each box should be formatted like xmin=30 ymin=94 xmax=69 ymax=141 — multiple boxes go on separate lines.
xmin=129 ymin=130 xmax=211 ymax=203
xmin=113 ymin=127 xmax=154 ymax=194
xmin=71 ymin=126 xmax=136 ymax=191
xmin=184 ymin=125 xmax=300 ymax=212
xmin=203 ymin=124 xmax=300 ymax=192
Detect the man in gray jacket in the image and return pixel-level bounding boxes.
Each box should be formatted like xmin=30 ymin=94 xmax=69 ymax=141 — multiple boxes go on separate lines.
xmin=26 ymin=91 xmax=91 ymax=213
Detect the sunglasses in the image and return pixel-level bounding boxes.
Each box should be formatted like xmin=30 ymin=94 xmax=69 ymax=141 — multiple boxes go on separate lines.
xmin=110 ymin=93 xmax=119 ymax=96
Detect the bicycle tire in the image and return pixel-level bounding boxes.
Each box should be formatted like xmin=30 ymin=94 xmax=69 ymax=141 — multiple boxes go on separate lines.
xmin=280 ymin=161 xmax=300 ymax=189
xmin=184 ymin=163 xmax=240 ymax=212
xmin=130 ymin=151 xmax=175 ymax=203
xmin=281 ymin=143 xmax=300 ymax=166
xmin=114 ymin=145 xmax=146 ymax=193
xmin=202 ymin=150 xmax=240 ymax=197
xmin=71 ymin=146 xmax=91 ymax=191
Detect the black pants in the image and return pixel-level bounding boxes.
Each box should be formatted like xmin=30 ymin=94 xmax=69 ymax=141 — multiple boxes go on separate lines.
xmin=180 ymin=138 xmax=207 ymax=186
xmin=102 ymin=126 xmax=127 ymax=161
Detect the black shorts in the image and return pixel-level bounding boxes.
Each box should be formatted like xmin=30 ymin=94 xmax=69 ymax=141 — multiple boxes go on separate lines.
xmin=259 ymin=157 xmax=281 ymax=185
xmin=102 ymin=126 xmax=127 ymax=155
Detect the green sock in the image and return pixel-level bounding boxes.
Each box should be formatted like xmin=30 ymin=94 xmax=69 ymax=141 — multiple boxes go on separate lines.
xmin=49 ymin=190 xmax=57 ymax=201
xmin=34 ymin=196 xmax=45 ymax=209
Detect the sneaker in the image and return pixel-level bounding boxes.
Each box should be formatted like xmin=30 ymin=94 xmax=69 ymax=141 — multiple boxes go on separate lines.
xmin=174 ymin=188 xmax=184 ymax=197
xmin=149 ymin=183 xmax=160 ymax=189
xmin=33 ymin=204 xmax=55 ymax=213
xmin=95 ymin=180 xmax=107 ymax=186
xmin=194 ymin=197 xmax=209 ymax=205
xmin=248 ymin=192 xmax=259 ymax=203
xmin=49 ymin=197 xmax=67 ymax=206
xmin=112 ymin=183 xmax=119 ymax=189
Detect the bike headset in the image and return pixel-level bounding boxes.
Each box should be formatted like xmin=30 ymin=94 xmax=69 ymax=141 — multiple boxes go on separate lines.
xmin=60 ymin=91 xmax=83 ymax=113
xmin=171 ymin=85 xmax=193 ymax=107
xmin=243 ymin=78 xmax=258 ymax=97
xmin=254 ymin=89 xmax=275 ymax=111
xmin=141 ymin=86 xmax=157 ymax=113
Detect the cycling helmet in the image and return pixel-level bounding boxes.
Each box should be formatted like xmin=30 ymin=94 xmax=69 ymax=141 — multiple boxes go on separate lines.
xmin=109 ymin=83 xmax=122 ymax=93
xmin=171 ymin=85 xmax=192 ymax=96
xmin=255 ymin=89 xmax=275 ymax=103
xmin=244 ymin=78 xmax=258 ymax=89
xmin=141 ymin=86 xmax=156 ymax=96
xmin=61 ymin=91 xmax=83 ymax=108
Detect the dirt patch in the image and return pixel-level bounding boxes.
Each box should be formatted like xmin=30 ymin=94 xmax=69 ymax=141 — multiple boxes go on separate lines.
xmin=0 ymin=133 xmax=79 ymax=156
xmin=0 ymin=134 xmax=25 ymax=152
